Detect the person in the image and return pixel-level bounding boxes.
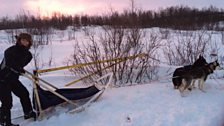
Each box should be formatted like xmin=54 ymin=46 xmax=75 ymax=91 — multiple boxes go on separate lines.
xmin=0 ymin=33 xmax=36 ymax=126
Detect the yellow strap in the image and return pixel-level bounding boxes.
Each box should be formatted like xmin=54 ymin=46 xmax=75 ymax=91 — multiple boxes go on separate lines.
xmin=65 ymin=59 xmax=125 ymax=87
xmin=65 ymin=53 xmax=146 ymax=87
xmin=36 ymin=53 xmax=147 ymax=74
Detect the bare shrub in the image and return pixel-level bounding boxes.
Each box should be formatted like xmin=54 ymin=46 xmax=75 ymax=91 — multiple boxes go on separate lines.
xmin=5 ymin=29 xmax=20 ymax=44
xmin=24 ymin=27 xmax=53 ymax=70
xmin=26 ymin=27 xmax=53 ymax=45
xmin=159 ymin=28 xmax=171 ymax=40
xmin=31 ymin=31 xmax=54 ymax=70
xmin=68 ymin=25 xmax=162 ymax=86
xmin=67 ymin=0 xmax=162 ymax=86
xmin=221 ymin=30 xmax=224 ymax=45
xmin=163 ymin=30 xmax=211 ymax=65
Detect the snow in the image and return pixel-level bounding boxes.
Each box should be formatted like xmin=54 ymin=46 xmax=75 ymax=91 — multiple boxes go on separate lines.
xmin=16 ymin=78 xmax=224 ymax=126
xmin=1 ymin=28 xmax=224 ymax=126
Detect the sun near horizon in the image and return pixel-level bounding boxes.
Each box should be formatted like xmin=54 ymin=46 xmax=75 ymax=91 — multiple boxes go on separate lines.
xmin=26 ymin=0 xmax=89 ymax=17
xmin=24 ymin=0 xmax=130 ymax=18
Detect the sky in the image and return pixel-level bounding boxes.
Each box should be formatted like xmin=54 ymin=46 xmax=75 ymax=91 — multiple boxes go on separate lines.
xmin=0 ymin=0 xmax=224 ymax=18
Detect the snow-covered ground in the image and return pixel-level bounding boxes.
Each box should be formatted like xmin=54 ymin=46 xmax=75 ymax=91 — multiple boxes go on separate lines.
xmin=15 ymin=74 xmax=224 ymax=126
xmin=1 ymin=28 xmax=224 ymax=126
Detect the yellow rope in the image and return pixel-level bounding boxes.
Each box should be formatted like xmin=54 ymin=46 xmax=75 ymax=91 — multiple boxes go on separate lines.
xmin=65 ymin=53 xmax=147 ymax=86
xmin=35 ymin=53 xmax=147 ymax=74
xmin=65 ymin=58 xmax=127 ymax=87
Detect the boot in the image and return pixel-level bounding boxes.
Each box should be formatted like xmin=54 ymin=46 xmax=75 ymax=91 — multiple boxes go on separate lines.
xmin=2 ymin=109 xmax=19 ymax=126
xmin=0 ymin=116 xmax=5 ymax=126
xmin=0 ymin=107 xmax=4 ymax=125
xmin=0 ymin=110 xmax=19 ymax=126
xmin=24 ymin=111 xmax=36 ymax=120
xmin=1 ymin=122 xmax=19 ymax=126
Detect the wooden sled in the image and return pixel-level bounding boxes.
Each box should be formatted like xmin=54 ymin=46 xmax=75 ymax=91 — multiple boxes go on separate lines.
xmin=22 ymin=71 xmax=113 ymax=120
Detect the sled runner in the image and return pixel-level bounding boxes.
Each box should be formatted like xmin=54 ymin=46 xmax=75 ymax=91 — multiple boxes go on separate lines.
xmin=22 ymin=71 xmax=113 ymax=120
xmin=12 ymin=72 xmax=112 ymax=125
xmin=68 ymin=72 xmax=112 ymax=114
xmin=12 ymin=116 xmax=34 ymax=126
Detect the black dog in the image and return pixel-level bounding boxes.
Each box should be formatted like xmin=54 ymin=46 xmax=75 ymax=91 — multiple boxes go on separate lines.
xmin=172 ymin=55 xmax=208 ymax=89
xmin=179 ymin=60 xmax=220 ymax=95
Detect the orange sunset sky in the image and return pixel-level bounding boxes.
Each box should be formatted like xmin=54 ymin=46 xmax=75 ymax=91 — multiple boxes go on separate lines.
xmin=0 ymin=0 xmax=223 ymax=18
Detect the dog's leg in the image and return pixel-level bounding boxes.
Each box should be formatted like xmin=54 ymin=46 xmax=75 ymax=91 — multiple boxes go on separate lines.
xmin=174 ymin=85 xmax=178 ymax=89
xmin=188 ymin=80 xmax=196 ymax=91
xmin=179 ymin=79 xmax=189 ymax=97
xmin=192 ymin=80 xmax=196 ymax=89
xmin=199 ymin=79 xmax=206 ymax=93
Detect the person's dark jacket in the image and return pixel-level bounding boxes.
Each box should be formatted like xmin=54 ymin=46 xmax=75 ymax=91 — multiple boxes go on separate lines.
xmin=0 ymin=44 xmax=32 ymax=80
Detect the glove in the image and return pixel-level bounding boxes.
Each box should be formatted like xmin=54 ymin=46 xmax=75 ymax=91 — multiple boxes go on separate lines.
xmin=19 ymin=68 xmax=26 ymax=75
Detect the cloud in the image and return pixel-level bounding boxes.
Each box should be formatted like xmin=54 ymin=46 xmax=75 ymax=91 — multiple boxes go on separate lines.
xmin=0 ymin=0 xmax=224 ymax=18
xmin=0 ymin=0 xmax=28 ymax=17
xmin=138 ymin=0 xmax=224 ymax=11
xmin=25 ymin=0 xmax=130 ymax=16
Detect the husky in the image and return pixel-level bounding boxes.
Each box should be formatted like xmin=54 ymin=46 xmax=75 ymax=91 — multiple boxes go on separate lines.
xmin=179 ymin=60 xmax=220 ymax=96
xmin=172 ymin=55 xmax=208 ymax=89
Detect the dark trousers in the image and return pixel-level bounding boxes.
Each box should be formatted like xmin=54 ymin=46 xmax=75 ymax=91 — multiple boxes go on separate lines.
xmin=10 ymin=79 xmax=33 ymax=114
xmin=0 ymin=79 xmax=33 ymax=124
xmin=0 ymin=81 xmax=12 ymax=124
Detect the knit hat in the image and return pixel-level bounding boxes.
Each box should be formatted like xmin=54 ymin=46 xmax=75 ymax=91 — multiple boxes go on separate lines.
xmin=15 ymin=33 xmax=32 ymax=48
xmin=16 ymin=33 xmax=32 ymax=42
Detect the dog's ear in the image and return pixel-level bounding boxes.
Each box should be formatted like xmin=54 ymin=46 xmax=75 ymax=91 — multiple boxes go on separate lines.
xmin=215 ymin=60 xmax=219 ymax=64
xmin=214 ymin=60 xmax=219 ymax=66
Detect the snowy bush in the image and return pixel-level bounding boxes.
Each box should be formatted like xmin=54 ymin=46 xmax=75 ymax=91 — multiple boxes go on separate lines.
xmin=163 ymin=30 xmax=211 ymax=65
xmin=67 ymin=25 xmax=162 ymax=86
